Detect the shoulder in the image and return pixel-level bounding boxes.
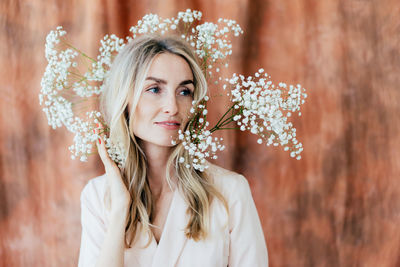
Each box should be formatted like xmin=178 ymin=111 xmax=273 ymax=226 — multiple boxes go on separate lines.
xmin=80 ymin=174 xmax=107 ymax=208
xmin=205 ymin=162 xmax=252 ymax=203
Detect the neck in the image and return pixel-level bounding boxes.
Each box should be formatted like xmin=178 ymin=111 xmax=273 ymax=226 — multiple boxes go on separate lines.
xmin=139 ymin=140 xmax=176 ymax=197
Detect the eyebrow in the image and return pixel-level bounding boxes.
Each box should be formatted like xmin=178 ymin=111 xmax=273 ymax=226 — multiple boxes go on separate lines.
xmin=145 ymin=76 xmax=194 ymax=86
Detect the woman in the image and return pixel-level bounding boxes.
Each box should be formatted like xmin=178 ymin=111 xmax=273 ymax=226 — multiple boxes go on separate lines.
xmin=78 ymin=34 xmax=268 ymax=267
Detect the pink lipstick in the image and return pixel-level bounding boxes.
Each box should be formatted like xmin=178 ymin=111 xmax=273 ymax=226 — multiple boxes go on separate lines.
xmin=155 ymin=121 xmax=180 ymax=130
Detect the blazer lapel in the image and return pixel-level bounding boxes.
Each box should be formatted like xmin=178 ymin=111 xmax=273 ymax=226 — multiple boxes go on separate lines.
xmin=151 ymin=188 xmax=188 ymax=267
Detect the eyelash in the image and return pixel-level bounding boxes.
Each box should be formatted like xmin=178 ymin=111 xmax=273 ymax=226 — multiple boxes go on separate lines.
xmin=147 ymin=86 xmax=193 ymax=96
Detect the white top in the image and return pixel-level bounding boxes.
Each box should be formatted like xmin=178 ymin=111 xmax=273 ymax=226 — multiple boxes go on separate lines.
xmin=78 ymin=163 xmax=269 ymax=267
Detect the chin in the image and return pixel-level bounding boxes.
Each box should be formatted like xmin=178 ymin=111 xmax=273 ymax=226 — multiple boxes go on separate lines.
xmin=152 ymin=137 xmax=179 ymax=147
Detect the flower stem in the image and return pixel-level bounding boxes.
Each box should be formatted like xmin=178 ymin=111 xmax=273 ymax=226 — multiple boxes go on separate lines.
xmin=61 ymin=40 xmax=96 ymax=63
xmin=215 ymin=127 xmax=240 ymax=131
xmin=210 ymin=103 xmax=236 ymax=132
xmin=68 ymin=71 xmax=86 ymax=79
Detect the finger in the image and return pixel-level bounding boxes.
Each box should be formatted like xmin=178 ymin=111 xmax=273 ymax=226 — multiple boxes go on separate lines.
xmin=95 ymin=127 xmax=116 ymax=171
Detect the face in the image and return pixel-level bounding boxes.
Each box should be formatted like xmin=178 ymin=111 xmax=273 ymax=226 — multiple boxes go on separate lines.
xmin=131 ymin=52 xmax=195 ymax=148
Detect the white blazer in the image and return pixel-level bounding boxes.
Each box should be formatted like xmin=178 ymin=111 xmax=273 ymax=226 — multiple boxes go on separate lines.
xmin=78 ymin=163 xmax=269 ymax=267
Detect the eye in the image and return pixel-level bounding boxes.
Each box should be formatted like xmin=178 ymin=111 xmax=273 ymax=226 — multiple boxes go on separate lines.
xmin=179 ymin=88 xmax=193 ymax=97
xmin=147 ymin=86 xmax=160 ymax=94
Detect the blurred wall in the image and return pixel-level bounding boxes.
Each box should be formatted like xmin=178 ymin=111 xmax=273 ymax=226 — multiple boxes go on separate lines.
xmin=1 ymin=0 xmax=399 ymax=266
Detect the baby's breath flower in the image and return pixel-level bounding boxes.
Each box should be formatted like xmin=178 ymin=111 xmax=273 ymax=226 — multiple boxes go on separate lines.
xmin=176 ymin=128 xmax=225 ymax=172
xmin=40 ymin=10 xmax=306 ymax=170
xmin=224 ymin=71 xmax=307 ymax=158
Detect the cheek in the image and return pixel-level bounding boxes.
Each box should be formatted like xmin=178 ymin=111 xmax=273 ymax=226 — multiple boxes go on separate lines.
xmin=131 ymin=102 xmax=152 ymax=132
xmin=179 ymin=100 xmax=194 ymax=126
xmin=179 ymin=100 xmax=193 ymax=114
xmin=134 ymin=97 xmax=156 ymax=118
xmin=130 ymin=116 xmax=141 ymax=136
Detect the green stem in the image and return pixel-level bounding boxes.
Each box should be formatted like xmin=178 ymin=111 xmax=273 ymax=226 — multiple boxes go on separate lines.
xmin=71 ymin=99 xmax=92 ymax=106
xmin=184 ymin=21 xmax=193 ymax=36
xmin=210 ymin=104 xmax=235 ymax=132
xmin=201 ymin=50 xmax=210 ymax=78
xmin=219 ymin=118 xmax=235 ymax=128
xmin=68 ymin=71 xmax=86 ymax=78
xmin=214 ymin=127 xmax=240 ymax=131
xmin=219 ymin=109 xmax=241 ymax=127
xmin=61 ymin=40 xmax=96 ymax=63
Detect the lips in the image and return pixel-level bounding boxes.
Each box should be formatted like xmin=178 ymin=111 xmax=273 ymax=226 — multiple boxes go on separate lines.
xmin=155 ymin=121 xmax=181 ymax=130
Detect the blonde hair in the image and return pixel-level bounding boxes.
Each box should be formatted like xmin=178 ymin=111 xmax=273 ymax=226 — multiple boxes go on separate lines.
xmin=100 ymin=34 xmax=228 ymax=247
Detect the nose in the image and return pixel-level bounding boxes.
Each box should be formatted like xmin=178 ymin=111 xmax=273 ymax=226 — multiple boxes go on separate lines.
xmin=162 ymin=93 xmax=178 ymax=115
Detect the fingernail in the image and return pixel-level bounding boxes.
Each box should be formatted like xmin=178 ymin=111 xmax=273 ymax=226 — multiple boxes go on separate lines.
xmin=98 ymin=138 xmax=101 ymax=144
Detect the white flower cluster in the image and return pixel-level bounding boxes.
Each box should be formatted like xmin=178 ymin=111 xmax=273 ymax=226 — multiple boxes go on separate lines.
xmin=128 ymin=9 xmax=243 ymax=82
xmin=171 ymin=65 xmax=307 ymax=171
xmin=40 ymin=10 xmax=307 ymax=170
xmin=129 ymin=10 xmax=203 ymax=37
xmin=190 ymin=19 xmax=243 ymax=60
xmin=178 ymin=128 xmax=225 ymax=172
xmin=40 ymin=26 xmax=77 ymax=130
xmin=188 ymin=18 xmax=242 ymax=83
xmin=104 ymin=136 xmax=126 ymax=168
xmin=73 ymin=34 xmax=126 ymax=97
xmin=68 ymin=112 xmax=126 ymax=167
xmin=68 ymin=118 xmax=97 ymax=162
xmin=227 ymin=69 xmax=307 ymax=159
xmin=40 ymin=27 xmax=126 ymax=165
xmin=40 ymin=10 xmax=244 ymax=168
xmin=171 ymin=96 xmax=225 ymax=172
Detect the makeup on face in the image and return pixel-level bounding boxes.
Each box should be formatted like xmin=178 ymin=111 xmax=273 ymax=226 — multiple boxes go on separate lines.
xmin=131 ymin=53 xmax=195 ymax=148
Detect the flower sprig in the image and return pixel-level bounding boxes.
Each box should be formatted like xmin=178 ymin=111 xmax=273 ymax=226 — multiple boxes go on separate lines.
xmin=40 ymin=26 xmax=127 ymax=165
xmin=39 ymin=10 xmax=245 ymax=168
xmin=177 ymin=68 xmax=307 ymax=170
xmin=228 ymin=69 xmax=307 ymax=159
xmin=174 ymin=96 xmax=226 ymax=171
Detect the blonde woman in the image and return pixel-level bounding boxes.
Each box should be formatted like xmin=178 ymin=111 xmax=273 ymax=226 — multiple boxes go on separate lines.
xmin=78 ymin=35 xmax=268 ymax=267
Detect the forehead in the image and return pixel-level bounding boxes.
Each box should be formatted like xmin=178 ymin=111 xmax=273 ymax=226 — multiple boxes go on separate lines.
xmin=146 ymin=53 xmax=194 ymax=82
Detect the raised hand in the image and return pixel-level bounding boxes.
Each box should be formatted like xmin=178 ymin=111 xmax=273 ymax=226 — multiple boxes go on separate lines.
xmin=95 ymin=126 xmax=131 ymax=217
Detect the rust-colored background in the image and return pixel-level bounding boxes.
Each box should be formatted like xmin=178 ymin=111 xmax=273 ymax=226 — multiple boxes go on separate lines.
xmin=1 ymin=0 xmax=400 ymax=266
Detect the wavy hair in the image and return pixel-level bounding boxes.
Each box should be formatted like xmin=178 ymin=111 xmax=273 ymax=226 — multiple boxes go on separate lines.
xmin=100 ymin=34 xmax=228 ymax=248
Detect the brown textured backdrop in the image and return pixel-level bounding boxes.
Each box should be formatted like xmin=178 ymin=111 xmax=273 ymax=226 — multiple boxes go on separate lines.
xmin=1 ymin=0 xmax=400 ymax=266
